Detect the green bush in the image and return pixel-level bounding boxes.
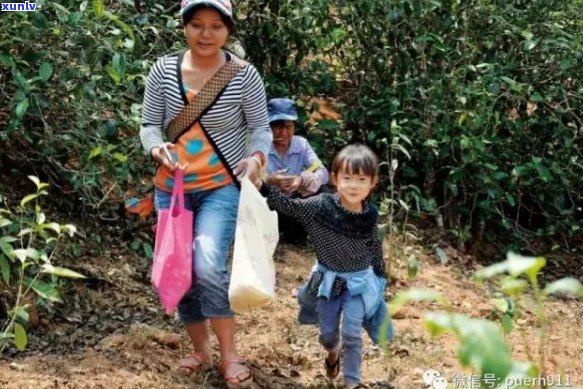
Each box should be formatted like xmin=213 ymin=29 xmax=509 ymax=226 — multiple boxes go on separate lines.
xmin=331 ymin=0 xmax=583 ymax=248
xmin=0 ymin=177 xmax=83 ymax=353
xmin=0 ymin=1 xmax=181 ymax=218
xmin=1 ymin=0 xmax=581 ymax=252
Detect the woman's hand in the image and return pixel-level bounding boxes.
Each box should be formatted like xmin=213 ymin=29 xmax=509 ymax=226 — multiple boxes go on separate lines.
xmin=150 ymin=143 xmax=187 ymax=171
xmin=234 ymin=156 xmax=261 ymax=183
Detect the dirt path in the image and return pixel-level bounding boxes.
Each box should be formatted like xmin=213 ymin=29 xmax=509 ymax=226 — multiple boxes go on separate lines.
xmin=0 ymin=243 xmax=581 ymax=389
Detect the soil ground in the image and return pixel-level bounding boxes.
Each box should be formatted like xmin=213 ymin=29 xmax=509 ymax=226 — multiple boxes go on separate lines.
xmin=0 ymin=241 xmax=581 ymax=389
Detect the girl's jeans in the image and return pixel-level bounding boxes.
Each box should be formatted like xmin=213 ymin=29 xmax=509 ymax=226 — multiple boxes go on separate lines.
xmin=154 ymin=184 xmax=239 ymax=324
xmin=318 ymin=291 xmax=366 ymax=385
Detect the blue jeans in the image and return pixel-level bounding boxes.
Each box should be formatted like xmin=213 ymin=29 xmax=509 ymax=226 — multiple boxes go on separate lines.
xmin=318 ymin=291 xmax=366 ymax=385
xmin=154 ymin=184 xmax=239 ymax=324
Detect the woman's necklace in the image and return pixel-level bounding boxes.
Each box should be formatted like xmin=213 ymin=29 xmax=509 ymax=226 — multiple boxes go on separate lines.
xmin=183 ymin=50 xmax=226 ymax=91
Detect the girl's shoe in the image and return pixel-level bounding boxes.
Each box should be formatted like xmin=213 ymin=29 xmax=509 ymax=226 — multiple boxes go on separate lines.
xmin=219 ymin=360 xmax=253 ymax=388
xmin=177 ymin=351 xmax=211 ymax=375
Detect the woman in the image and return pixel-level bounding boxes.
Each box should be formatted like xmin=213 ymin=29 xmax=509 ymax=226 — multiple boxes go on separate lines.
xmin=139 ymin=0 xmax=271 ymax=387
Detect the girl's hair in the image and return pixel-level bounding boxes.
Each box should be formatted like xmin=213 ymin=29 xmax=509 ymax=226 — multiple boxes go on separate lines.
xmin=331 ymin=144 xmax=379 ymax=177
xmin=182 ymin=5 xmax=234 ymax=34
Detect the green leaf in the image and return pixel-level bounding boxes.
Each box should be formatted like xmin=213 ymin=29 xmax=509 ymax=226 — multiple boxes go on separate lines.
xmin=106 ymin=66 xmax=121 ymax=84
xmin=109 ymin=15 xmax=134 ymax=38
xmin=520 ymin=30 xmax=534 ymax=40
xmin=474 ymin=261 xmax=508 ymax=280
xmin=504 ymin=361 xmax=538 ymax=387
xmin=490 ymin=298 xmax=508 ymax=313
xmin=0 ymin=236 xmax=16 ymax=258
xmin=36 ymin=212 xmax=46 ymax=225
xmin=93 ymin=0 xmax=104 ymax=17
xmin=112 ymin=152 xmax=127 ymax=163
xmin=15 ymin=99 xmax=29 ymax=119
xmin=331 ymin=28 xmax=347 ymax=44
xmin=398 ymin=133 xmax=412 ymax=146
xmin=389 ymin=288 xmax=443 ymax=316
xmin=14 ymin=323 xmax=27 ymax=351
xmin=506 ymin=252 xmax=546 ymax=280
xmin=52 ymin=2 xmax=71 ymax=22
xmin=39 ymin=63 xmax=53 ymax=81
xmin=524 ymin=40 xmax=538 ymax=51
xmin=143 ymin=242 xmax=153 ymax=259
xmin=28 ymin=279 xmax=62 ymax=302
xmin=42 ymin=263 xmax=86 ymax=279
xmin=544 ymin=277 xmax=583 ymax=298
xmin=62 ymin=224 xmax=78 ymax=237
xmin=424 ymin=313 xmax=512 ymax=381
xmin=14 ymin=306 xmax=29 ymax=323
xmin=500 ymin=76 xmax=523 ymax=92
xmin=500 ymin=76 xmax=517 ymax=85
xmin=16 ymin=248 xmax=40 ymax=262
xmin=89 ymin=147 xmax=102 ymax=159
xmin=535 ymin=162 xmax=551 ymax=182
xmin=475 ymin=252 xmax=546 ymax=281
xmin=41 ymin=222 xmax=61 ymax=234
xmin=407 ymin=256 xmax=418 ymax=279
xmin=28 ymin=176 xmax=40 ymax=189
xmin=18 ymin=228 xmax=34 ymax=237
xmin=500 ymin=278 xmax=528 ymax=296
xmin=0 ymin=255 xmax=11 ymax=283
xmin=501 ymin=314 xmax=514 ymax=334
xmin=20 ymin=193 xmax=38 ymax=207
xmin=0 ymin=54 xmax=15 ymax=67
xmin=393 ymin=143 xmax=411 ymax=160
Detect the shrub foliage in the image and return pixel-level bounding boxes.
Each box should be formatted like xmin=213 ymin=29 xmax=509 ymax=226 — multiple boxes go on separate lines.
xmin=1 ymin=0 xmax=582 ymax=250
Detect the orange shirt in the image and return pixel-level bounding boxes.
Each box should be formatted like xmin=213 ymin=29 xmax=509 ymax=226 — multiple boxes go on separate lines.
xmin=154 ymin=89 xmax=233 ymax=192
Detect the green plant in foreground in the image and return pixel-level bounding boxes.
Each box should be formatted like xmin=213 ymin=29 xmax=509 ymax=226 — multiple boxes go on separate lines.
xmin=475 ymin=252 xmax=583 ymax=381
xmin=379 ymin=253 xmax=582 ymax=388
xmin=0 ymin=176 xmax=85 ymax=353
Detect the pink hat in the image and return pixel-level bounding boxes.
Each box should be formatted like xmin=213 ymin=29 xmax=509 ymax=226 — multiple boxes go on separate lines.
xmin=180 ymin=0 xmax=233 ymax=20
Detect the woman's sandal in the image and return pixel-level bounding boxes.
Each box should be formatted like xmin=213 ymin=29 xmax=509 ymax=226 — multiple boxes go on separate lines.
xmin=324 ymin=350 xmax=341 ymax=379
xmin=219 ymin=360 xmax=253 ymax=389
xmin=177 ymin=351 xmax=211 ymax=375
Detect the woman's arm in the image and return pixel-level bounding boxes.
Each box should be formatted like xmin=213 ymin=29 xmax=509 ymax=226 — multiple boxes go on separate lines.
xmin=240 ymin=65 xmax=272 ymax=158
xmin=139 ymin=57 xmax=167 ymax=156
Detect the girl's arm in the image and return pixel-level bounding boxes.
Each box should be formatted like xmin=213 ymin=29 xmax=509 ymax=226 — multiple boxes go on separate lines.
xmin=371 ymin=225 xmax=387 ymax=278
xmin=259 ymin=183 xmax=320 ymax=226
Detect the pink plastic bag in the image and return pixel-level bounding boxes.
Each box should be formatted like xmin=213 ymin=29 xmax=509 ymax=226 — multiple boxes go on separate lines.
xmin=151 ymin=169 xmax=193 ymax=314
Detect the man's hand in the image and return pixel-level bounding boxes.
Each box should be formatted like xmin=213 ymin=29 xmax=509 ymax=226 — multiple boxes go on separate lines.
xmin=281 ymin=175 xmax=302 ymax=194
xmin=266 ymin=169 xmax=288 ymax=187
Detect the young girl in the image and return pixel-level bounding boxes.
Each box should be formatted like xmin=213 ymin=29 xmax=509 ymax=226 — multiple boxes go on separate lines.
xmin=256 ymin=144 xmax=394 ymax=389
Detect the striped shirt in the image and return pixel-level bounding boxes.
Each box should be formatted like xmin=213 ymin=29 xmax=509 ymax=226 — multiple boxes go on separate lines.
xmin=139 ymin=51 xmax=272 ymax=176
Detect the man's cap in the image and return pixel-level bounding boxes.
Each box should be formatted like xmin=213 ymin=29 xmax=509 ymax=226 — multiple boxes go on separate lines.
xmin=267 ymin=98 xmax=298 ymax=123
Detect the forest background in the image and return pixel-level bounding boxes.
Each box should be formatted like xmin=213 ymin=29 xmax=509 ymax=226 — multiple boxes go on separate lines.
xmin=0 ymin=0 xmax=582 ymax=383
